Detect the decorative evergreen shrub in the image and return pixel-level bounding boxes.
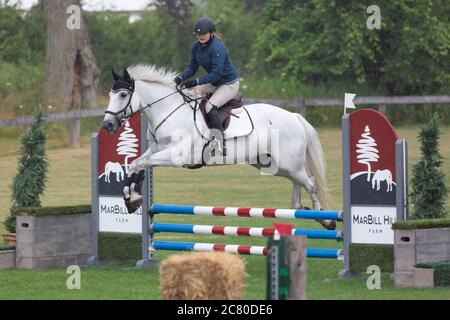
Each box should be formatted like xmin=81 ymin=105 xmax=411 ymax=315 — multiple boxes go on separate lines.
xmin=4 ymin=112 xmax=48 ymax=232
xmin=410 ymin=113 xmax=447 ymax=219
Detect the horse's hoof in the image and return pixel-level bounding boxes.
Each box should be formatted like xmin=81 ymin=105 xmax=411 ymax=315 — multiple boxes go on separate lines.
xmin=124 ymin=196 xmax=142 ymax=214
xmin=317 ymin=219 xmax=336 ymax=230
xmin=124 ymin=199 xmax=134 ymax=213
xmin=125 ymin=200 xmax=131 ymax=213
xmin=126 ymin=203 xmax=138 ymax=214
xmin=128 ymin=195 xmax=143 ymax=213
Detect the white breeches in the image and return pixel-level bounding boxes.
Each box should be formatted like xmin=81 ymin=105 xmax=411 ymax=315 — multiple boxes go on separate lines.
xmin=196 ymin=81 xmax=240 ymax=113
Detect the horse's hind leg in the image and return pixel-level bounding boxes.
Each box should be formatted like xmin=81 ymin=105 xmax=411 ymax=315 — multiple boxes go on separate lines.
xmin=290 ymin=169 xmax=336 ymax=230
xmin=291 ymin=182 xmax=312 ymax=210
xmin=291 ymin=182 xmax=301 ymax=209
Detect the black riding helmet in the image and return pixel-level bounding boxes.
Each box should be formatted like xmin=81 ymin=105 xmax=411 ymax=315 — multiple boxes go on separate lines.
xmin=193 ymin=17 xmax=215 ymax=35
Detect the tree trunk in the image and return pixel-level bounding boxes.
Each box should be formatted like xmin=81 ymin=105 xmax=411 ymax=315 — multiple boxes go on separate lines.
xmin=42 ymin=0 xmax=99 ymax=147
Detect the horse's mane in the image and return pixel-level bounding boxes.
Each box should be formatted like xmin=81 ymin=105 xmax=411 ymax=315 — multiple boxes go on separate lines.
xmin=127 ymin=64 xmax=177 ymax=88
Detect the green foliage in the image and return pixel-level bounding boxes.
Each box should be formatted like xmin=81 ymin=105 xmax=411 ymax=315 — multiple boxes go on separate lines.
xmin=410 ymin=113 xmax=448 ymax=219
xmin=15 ymin=205 xmax=91 ymax=217
xmin=85 ymin=9 xmax=192 ymax=90
xmin=386 ymin=104 xmax=450 ymax=127
xmin=85 ymin=1 xmax=260 ymax=90
xmin=349 ymin=244 xmax=394 ymax=273
xmin=393 ymin=218 xmax=450 ymax=230
xmin=98 ymin=233 xmax=141 ymax=261
xmin=377 ymin=1 xmax=450 ymax=94
xmin=4 ymin=112 xmax=48 ymax=232
xmin=0 ymin=3 xmax=45 ymax=64
xmin=0 ymin=3 xmax=45 ymax=114
xmin=0 ymin=2 xmax=449 ymax=126
xmin=416 ymin=261 xmax=450 ymax=287
xmin=0 ymin=63 xmax=44 ymax=114
xmin=0 ymin=245 xmax=15 ymax=251
xmin=251 ymin=0 xmax=450 ymax=94
xmin=197 ymin=0 xmax=260 ymax=74
xmin=251 ymin=1 xmax=378 ymax=84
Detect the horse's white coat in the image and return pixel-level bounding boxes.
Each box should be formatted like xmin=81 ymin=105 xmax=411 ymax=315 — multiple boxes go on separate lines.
xmin=103 ymin=65 xmax=334 ymax=229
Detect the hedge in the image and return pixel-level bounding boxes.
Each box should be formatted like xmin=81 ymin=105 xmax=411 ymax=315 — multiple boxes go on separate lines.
xmin=0 ymin=246 xmax=15 ymax=251
xmin=349 ymin=244 xmax=394 ymax=273
xmin=392 ymin=219 xmax=450 ymax=230
xmin=416 ymin=261 xmax=450 ymax=287
xmin=15 ymin=205 xmax=91 ymax=216
xmin=98 ymin=233 xmax=141 ymax=261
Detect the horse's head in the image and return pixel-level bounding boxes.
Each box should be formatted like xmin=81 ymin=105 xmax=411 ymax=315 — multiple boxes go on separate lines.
xmin=103 ymin=68 xmax=139 ymax=133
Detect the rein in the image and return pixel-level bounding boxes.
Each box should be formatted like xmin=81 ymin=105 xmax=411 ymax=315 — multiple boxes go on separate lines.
xmin=105 ymin=83 xmax=182 ymax=120
xmin=105 ymin=81 xmax=205 ymax=142
xmin=148 ymin=88 xmax=204 ymax=140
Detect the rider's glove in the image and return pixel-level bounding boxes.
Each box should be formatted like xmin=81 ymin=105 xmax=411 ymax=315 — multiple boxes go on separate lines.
xmin=174 ymin=76 xmax=183 ymax=86
xmin=183 ymin=79 xmax=198 ymax=89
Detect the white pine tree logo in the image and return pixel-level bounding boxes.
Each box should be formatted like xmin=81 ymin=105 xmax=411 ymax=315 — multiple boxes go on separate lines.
xmin=356 ymin=125 xmax=379 ymax=181
xmin=117 ymin=120 xmax=138 ymax=174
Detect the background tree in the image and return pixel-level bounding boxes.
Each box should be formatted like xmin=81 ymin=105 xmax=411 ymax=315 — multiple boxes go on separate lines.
xmin=251 ymin=0 xmax=450 ymax=94
xmin=152 ymin=0 xmax=194 ymax=70
xmin=410 ymin=113 xmax=448 ymax=219
xmin=42 ymin=0 xmax=99 ymax=147
xmin=200 ymin=0 xmax=260 ymax=74
xmin=0 ymin=2 xmax=45 ymax=64
xmin=244 ymin=0 xmax=266 ymax=12
xmin=1 ymin=0 xmax=449 ymax=127
xmin=0 ymin=2 xmax=45 ymax=113
xmin=4 ymin=112 xmax=48 ymax=233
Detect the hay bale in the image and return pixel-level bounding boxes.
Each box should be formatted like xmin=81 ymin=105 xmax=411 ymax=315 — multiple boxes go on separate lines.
xmin=160 ymin=252 xmax=247 ymax=300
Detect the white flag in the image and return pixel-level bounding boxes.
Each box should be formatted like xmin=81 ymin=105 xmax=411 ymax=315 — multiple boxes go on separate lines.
xmin=345 ymin=93 xmax=356 ymax=109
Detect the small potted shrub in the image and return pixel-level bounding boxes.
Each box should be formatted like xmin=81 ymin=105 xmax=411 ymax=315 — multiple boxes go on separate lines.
xmin=393 ymin=114 xmax=449 ymax=288
xmin=2 ymin=112 xmax=48 ymax=246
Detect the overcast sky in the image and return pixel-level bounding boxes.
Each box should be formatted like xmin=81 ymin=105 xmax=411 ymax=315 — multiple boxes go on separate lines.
xmin=2 ymin=0 xmax=154 ymax=11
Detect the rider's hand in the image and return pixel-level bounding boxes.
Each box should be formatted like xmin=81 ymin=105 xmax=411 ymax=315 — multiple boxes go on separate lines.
xmin=183 ymin=79 xmax=198 ymax=89
xmin=174 ymin=76 xmax=183 ymax=86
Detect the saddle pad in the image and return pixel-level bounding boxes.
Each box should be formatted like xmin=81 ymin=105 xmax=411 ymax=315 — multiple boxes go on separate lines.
xmin=195 ymin=106 xmax=253 ymax=139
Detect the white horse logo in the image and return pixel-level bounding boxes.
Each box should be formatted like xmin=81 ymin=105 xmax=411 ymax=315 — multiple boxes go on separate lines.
xmin=371 ymin=169 xmax=393 ymax=192
xmin=104 ymin=161 xmax=124 ymax=183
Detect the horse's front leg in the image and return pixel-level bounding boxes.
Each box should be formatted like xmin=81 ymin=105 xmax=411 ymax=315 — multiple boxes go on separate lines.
xmin=123 ymin=144 xmax=190 ymax=213
xmin=124 ymin=133 xmax=158 ymax=206
xmin=123 ymin=163 xmax=145 ymax=214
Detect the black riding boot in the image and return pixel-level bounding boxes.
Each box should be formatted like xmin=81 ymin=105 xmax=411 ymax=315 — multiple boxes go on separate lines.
xmin=206 ymin=106 xmax=226 ymax=156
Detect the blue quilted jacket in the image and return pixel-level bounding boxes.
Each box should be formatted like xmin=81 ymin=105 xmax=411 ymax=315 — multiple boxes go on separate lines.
xmin=179 ymin=36 xmax=238 ymax=86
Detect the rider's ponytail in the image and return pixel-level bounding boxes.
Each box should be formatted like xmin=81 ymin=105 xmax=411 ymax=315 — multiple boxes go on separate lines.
xmin=213 ymin=31 xmax=224 ymax=42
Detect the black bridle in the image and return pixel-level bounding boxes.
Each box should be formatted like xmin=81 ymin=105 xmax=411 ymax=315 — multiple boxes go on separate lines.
xmin=104 ymin=80 xmax=135 ymax=121
xmin=104 ymin=80 xmax=191 ymax=123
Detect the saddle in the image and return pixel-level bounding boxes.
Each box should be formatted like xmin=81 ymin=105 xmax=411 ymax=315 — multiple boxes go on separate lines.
xmin=199 ymin=93 xmax=243 ymax=130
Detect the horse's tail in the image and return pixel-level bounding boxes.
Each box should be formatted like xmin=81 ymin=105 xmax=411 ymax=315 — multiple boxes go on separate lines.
xmin=295 ymin=114 xmax=330 ymax=209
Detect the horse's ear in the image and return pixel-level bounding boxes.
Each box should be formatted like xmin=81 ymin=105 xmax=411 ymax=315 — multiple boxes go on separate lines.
xmin=123 ymin=68 xmax=131 ymax=80
xmin=111 ymin=68 xmax=119 ymax=81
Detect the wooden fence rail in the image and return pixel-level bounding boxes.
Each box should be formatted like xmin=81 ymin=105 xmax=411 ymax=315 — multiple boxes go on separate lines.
xmin=242 ymin=95 xmax=450 ymax=116
xmin=1 ymin=95 xmax=449 ymax=145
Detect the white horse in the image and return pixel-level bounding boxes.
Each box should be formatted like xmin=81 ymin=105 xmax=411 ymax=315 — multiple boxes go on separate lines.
xmin=371 ymin=169 xmax=393 ymax=192
xmin=104 ymin=161 xmax=124 ymax=183
xmin=102 ymin=65 xmax=335 ymax=230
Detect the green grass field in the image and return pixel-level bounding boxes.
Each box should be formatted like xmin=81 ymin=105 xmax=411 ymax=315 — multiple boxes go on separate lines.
xmin=0 ymin=126 xmax=450 ymax=299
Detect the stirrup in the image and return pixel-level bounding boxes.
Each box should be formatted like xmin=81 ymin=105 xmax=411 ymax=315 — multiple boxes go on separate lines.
xmin=209 ymin=137 xmax=225 ymax=157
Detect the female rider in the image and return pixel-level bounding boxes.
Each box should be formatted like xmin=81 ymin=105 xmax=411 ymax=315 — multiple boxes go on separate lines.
xmin=174 ymin=17 xmax=239 ymax=156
